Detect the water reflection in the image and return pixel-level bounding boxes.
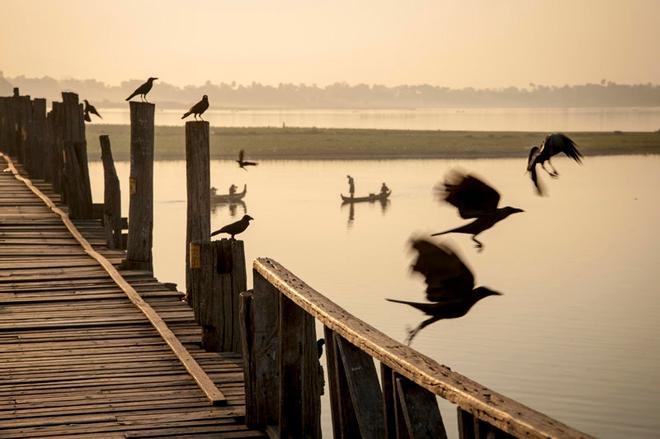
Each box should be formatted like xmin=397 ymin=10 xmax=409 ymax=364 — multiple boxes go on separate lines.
xmin=341 ymin=195 xmax=391 ymax=228
xmin=211 ymin=200 xmax=247 ymax=218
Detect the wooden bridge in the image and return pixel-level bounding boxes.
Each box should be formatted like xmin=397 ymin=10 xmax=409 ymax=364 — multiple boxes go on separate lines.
xmin=0 ymin=89 xmax=593 ymax=438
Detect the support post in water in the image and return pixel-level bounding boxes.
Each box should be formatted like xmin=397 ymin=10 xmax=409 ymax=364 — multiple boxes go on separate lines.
xmin=185 ymin=120 xmax=210 ymax=309
xmin=195 ymin=239 xmax=247 ymax=353
xmin=100 ymin=135 xmax=122 ymax=249
xmin=29 ymin=98 xmax=47 ymax=179
xmin=126 ymin=101 xmax=155 ymax=271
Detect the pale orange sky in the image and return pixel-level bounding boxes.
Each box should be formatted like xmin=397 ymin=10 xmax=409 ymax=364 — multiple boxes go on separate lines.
xmin=1 ymin=0 xmax=659 ymax=88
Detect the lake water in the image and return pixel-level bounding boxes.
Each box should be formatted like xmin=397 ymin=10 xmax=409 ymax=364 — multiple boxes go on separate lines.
xmin=94 ymin=107 xmax=660 ymax=132
xmin=88 ymin=156 xmax=660 ymax=438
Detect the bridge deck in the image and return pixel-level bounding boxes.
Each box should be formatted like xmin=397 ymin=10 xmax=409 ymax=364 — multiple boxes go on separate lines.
xmin=0 ymin=165 xmax=264 ymax=438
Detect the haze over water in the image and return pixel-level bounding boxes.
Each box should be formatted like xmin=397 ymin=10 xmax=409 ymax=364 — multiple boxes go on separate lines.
xmin=89 ymin=155 xmax=660 ymax=438
xmin=94 ymin=107 xmax=660 ymax=131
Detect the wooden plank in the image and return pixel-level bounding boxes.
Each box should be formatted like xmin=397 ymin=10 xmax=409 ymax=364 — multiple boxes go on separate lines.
xmin=278 ymin=294 xmax=305 ymax=438
xmin=324 ymin=328 xmax=360 ymax=439
xmin=395 ymin=375 xmax=448 ymax=439
xmin=335 ymin=333 xmax=385 ymax=439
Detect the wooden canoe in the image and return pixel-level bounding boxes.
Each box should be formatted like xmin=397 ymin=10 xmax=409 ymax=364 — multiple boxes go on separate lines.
xmin=211 ymin=184 xmax=246 ymax=203
xmin=341 ymin=190 xmax=391 ymax=203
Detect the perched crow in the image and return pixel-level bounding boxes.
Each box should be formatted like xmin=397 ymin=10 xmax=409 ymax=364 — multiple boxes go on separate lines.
xmin=182 ymin=95 xmax=209 ymax=120
xmin=83 ymin=100 xmax=102 ymax=121
xmin=387 ymin=239 xmax=501 ymax=345
xmin=211 ymin=215 xmax=254 ymax=239
xmin=431 ymin=170 xmax=523 ymax=250
xmin=527 ymin=133 xmax=582 ymax=195
xmin=237 ymin=150 xmax=258 ymax=170
xmin=125 ymin=77 xmax=158 ymax=102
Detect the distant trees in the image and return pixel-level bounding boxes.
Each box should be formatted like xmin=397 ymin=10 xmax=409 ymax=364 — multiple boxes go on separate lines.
xmin=2 ymin=73 xmax=659 ymax=109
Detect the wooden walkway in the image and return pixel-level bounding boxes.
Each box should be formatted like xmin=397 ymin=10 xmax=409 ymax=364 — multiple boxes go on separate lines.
xmin=0 ymin=163 xmax=264 ymax=437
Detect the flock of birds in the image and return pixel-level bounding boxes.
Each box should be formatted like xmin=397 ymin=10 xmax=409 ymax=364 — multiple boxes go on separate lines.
xmin=87 ymin=77 xmax=585 ymax=346
xmin=388 ymin=134 xmax=584 ymax=344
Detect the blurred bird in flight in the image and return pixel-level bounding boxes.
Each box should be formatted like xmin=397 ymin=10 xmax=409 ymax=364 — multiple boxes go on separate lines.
xmin=83 ymin=100 xmax=102 ymax=122
xmin=237 ymin=150 xmax=258 ymax=170
xmin=527 ymin=133 xmax=582 ymax=195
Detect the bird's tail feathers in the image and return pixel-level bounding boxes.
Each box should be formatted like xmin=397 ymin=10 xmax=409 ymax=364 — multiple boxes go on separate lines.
xmin=430 ymin=229 xmax=452 ymax=237
xmin=181 ymin=111 xmax=191 ymax=119
xmin=386 ymin=298 xmax=434 ymax=313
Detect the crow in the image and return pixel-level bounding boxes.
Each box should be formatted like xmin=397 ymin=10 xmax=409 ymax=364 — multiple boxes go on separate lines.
xmin=83 ymin=100 xmax=102 ymax=121
xmin=431 ymin=170 xmax=523 ymax=251
xmin=211 ymin=215 xmax=254 ymax=239
xmin=237 ymin=150 xmax=258 ymax=170
xmin=527 ymin=133 xmax=582 ymax=195
xmin=125 ymin=77 xmax=158 ymax=102
xmin=387 ymin=239 xmax=501 ymax=345
xmin=182 ymin=95 xmax=209 ymax=120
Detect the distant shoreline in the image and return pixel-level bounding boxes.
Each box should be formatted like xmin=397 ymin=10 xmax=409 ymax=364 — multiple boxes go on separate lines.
xmin=85 ymin=125 xmax=660 ymax=161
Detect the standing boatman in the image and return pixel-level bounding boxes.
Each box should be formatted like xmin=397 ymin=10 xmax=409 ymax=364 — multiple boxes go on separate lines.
xmin=380 ymin=182 xmax=390 ymax=195
xmin=347 ymin=175 xmax=355 ymax=198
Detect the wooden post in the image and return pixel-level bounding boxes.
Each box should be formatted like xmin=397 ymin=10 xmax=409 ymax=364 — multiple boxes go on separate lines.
xmin=100 ymin=135 xmax=122 ymax=249
xmin=246 ymin=270 xmax=280 ymax=428
xmin=126 ymin=101 xmax=155 ymax=271
xmin=14 ymin=95 xmax=31 ymax=166
xmin=185 ymin=121 xmax=210 ymax=308
xmin=240 ymin=291 xmax=257 ymax=426
xmin=29 ymin=98 xmax=47 ymax=179
xmin=196 ymin=239 xmax=246 ymax=352
xmin=278 ymin=295 xmax=321 ymax=438
xmin=395 ymin=375 xmax=448 ymax=439
xmin=0 ymin=97 xmax=7 ymax=154
xmin=61 ymin=92 xmax=93 ymax=218
xmin=46 ymin=102 xmax=64 ymax=191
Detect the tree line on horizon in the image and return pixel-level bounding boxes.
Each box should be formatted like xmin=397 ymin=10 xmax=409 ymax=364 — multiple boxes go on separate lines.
xmin=2 ymin=72 xmax=659 ymax=109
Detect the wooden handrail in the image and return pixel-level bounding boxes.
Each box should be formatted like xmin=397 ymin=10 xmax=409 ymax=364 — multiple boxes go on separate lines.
xmin=254 ymin=257 xmax=593 ymax=439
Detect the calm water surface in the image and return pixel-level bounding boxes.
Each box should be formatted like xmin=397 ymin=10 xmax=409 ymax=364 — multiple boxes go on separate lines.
xmin=95 ymin=107 xmax=660 ymax=132
xmin=89 ymin=156 xmax=660 ymax=438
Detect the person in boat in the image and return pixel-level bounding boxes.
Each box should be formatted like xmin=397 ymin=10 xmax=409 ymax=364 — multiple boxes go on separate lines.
xmin=347 ymin=175 xmax=355 ymax=198
xmin=229 ymin=184 xmax=237 ymax=195
xmin=380 ymin=182 xmax=390 ymax=195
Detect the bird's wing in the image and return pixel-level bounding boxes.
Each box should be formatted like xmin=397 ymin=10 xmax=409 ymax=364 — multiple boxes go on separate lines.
xmin=437 ymin=170 xmax=501 ymax=218
xmin=527 ymin=146 xmax=540 ymax=171
xmin=211 ymin=224 xmax=231 ymax=236
xmin=238 ymin=150 xmax=245 ymax=162
xmin=529 ymin=164 xmax=544 ymax=195
xmin=544 ymin=133 xmax=582 ymax=163
xmin=410 ymin=239 xmax=475 ymax=301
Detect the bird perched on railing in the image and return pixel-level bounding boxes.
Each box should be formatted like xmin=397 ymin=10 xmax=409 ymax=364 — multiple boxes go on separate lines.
xmin=237 ymin=150 xmax=258 ymax=170
xmin=211 ymin=215 xmax=254 ymax=239
xmin=182 ymin=95 xmax=209 ymax=120
xmin=83 ymin=100 xmax=102 ymax=122
xmin=125 ymin=77 xmax=158 ymax=102
xmin=431 ymin=170 xmax=523 ymax=251
xmin=387 ymin=239 xmax=502 ymax=345
xmin=527 ymin=133 xmax=582 ymax=195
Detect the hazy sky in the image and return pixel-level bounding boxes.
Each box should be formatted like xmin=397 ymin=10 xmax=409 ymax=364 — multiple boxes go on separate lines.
xmin=2 ymin=0 xmax=659 ymax=88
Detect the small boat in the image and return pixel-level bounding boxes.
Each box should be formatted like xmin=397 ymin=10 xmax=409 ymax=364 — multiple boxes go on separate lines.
xmin=341 ymin=190 xmax=391 ymax=204
xmin=211 ymin=184 xmax=247 ymax=203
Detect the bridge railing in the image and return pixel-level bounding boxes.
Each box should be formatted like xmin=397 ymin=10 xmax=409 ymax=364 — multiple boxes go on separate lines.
xmin=240 ymin=257 xmax=592 ymax=439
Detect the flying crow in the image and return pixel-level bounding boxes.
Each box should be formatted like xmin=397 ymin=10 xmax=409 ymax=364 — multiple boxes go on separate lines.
xmin=527 ymin=133 xmax=582 ymax=195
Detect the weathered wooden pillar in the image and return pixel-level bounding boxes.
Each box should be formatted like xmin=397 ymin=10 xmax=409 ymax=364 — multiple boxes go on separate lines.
xmin=46 ymin=102 xmax=64 ymax=191
xmin=29 ymin=98 xmax=47 ymax=179
xmin=194 ymin=239 xmax=246 ymax=352
xmin=14 ymin=95 xmax=32 ymax=166
xmin=278 ymin=295 xmax=321 ymax=438
xmin=61 ymin=92 xmax=93 ymax=218
xmin=241 ymin=270 xmax=280 ymax=429
xmin=126 ymin=101 xmax=155 ymax=271
xmin=185 ymin=121 xmax=210 ymax=308
xmin=100 ymin=135 xmax=122 ymax=249
xmin=0 ymin=97 xmax=7 ymax=153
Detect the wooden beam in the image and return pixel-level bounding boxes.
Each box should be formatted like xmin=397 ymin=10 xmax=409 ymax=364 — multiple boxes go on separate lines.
xmin=395 ymin=375 xmax=447 ymax=439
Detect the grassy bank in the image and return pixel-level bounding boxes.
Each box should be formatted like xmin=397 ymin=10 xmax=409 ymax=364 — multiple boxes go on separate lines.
xmin=85 ymin=125 xmax=660 ymax=161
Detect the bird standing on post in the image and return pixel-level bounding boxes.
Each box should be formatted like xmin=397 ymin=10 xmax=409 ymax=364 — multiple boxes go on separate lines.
xmin=431 ymin=170 xmax=523 ymax=251
xmin=387 ymin=239 xmax=502 ymax=345
xmin=236 ymin=150 xmax=258 ymax=170
xmin=527 ymin=133 xmax=582 ymax=195
xmin=211 ymin=215 xmax=254 ymax=239
xmin=182 ymin=95 xmax=209 ymax=120
xmin=125 ymin=77 xmax=158 ymax=102
xmin=83 ymin=100 xmax=102 ymax=122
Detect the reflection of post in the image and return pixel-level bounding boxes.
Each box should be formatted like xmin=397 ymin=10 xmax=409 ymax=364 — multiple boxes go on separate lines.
xmin=126 ymin=102 xmax=155 ymax=271
xmin=185 ymin=121 xmax=210 ymax=308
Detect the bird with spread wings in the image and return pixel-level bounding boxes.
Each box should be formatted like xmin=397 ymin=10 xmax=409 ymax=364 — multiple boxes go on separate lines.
xmin=431 ymin=170 xmax=523 ymax=251
xmin=527 ymin=133 xmax=582 ymax=195
xmin=236 ymin=150 xmax=258 ymax=170
xmin=387 ymin=239 xmax=501 ymax=345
